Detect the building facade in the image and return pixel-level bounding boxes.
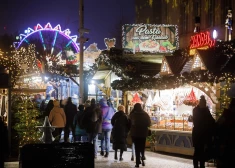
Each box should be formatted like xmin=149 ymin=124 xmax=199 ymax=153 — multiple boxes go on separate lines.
xmin=135 ymin=0 xmax=234 ymax=48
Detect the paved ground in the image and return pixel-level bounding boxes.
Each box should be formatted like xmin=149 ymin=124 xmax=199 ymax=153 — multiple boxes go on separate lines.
xmin=4 ymin=134 xmax=217 ymax=168
xmin=4 ymin=149 xmax=216 ymax=168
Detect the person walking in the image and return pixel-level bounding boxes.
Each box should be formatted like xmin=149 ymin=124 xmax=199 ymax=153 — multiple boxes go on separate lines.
xmin=64 ymin=97 xmax=77 ymax=142
xmin=73 ymin=104 xmax=87 ymax=142
xmin=0 ymin=117 xmax=9 ymax=168
xmin=82 ymin=98 xmax=102 ymax=158
xmin=216 ymin=98 xmax=235 ymax=168
xmin=49 ymin=100 xmax=66 ymax=142
xmin=99 ymin=98 xmax=115 ymax=158
xmin=129 ymin=103 xmax=151 ymax=168
xmin=192 ymin=95 xmax=215 ymax=168
xmin=111 ymin=105 xmax=130 ymax=161
xmin=44 ymin=99 xmax=54 ymax=117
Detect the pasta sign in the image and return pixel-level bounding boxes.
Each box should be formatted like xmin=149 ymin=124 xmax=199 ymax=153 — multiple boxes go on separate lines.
xmin=189 ymin=31 xmax=215 ymax=55
xmin=122 ymin=24 xmax=179 ymax=54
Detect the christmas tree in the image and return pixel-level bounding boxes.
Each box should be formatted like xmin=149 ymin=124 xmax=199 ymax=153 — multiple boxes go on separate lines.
xmin=216 ymin=74 xmax=232 ymax=119
xmin=13 ymin=94 xmax=42 ymax=146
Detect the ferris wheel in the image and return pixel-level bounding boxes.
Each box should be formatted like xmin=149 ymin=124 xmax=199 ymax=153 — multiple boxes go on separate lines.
xmin=14 ymin=22 xmax=79 ymax=62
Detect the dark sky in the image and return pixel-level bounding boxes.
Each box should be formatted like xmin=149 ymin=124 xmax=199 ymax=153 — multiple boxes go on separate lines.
xmin=0 ymin=0 xmax=135 ymax=49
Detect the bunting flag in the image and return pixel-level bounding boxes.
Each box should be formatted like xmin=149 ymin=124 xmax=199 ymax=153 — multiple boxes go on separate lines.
xmin=132 ymin=93 xmax=142 ymax=103
xmin=152 ymin=91 xmax=163 ymax=108
xmin=146 ymin=95 xmax=153 ymax=107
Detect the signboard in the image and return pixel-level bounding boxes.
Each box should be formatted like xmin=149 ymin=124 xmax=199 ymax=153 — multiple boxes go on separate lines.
xmin=189 ymin=31 xmax=215 ymax=55
xmin=122 ymin=24 xmax=179 ymax=53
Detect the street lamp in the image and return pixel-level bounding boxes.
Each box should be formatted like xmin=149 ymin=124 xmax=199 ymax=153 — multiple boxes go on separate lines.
xmin=79 ymin=0 xmax=89 ymax=104
xmin=213 ymin=30 xmax=218 ymax=40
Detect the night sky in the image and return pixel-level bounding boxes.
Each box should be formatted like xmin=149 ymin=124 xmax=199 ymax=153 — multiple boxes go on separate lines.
xmin=0 ymin=0 xmax=135 ymax=49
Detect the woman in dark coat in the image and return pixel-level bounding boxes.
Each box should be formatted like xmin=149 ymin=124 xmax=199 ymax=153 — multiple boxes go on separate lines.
xmin=192 ymin=95 xmax=215 ymax=168
xmin=44 ymin=100 xmax=54 ymax=117
xmin=111 ymin=105 xmax=130 ymax=161
xmin=129 ymin=103 xmax=151 ymax=168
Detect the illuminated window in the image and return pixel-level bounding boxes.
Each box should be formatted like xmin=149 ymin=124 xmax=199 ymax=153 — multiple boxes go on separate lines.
xmin=192 ymin=54 xmax=202 ymax=69
xmin=161 ymin=61 xmax=169 ymax=73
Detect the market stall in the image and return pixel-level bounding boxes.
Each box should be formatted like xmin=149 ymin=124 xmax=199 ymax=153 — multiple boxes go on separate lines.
xmin=128 ymin=84 xmax=216 ymax=155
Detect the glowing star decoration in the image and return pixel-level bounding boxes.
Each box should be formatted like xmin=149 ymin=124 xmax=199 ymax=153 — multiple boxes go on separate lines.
xmin=104 ymin=38 xmax=116 ymax=50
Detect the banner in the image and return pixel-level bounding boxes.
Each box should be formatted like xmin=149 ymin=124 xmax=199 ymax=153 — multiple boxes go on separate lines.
xmin=122 ymin=24 xmax=179 ymax=54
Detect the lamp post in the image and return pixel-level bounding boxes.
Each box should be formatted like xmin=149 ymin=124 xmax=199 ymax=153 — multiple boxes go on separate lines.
xmin=78 ymin=0 xmax=89 ymax=104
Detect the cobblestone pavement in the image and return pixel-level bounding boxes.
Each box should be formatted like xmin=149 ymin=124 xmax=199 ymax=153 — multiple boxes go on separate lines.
xmin=5 ymin=150 xmax=216 ymax=168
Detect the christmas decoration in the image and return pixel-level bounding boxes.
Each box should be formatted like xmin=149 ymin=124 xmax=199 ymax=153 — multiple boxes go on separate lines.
xmin=13 ymin=94 xmax=42 ymax=146
xmin=132 ymin=93 xmax=142 ymax=104
xmin=183 ymin=88 xmax=198 ymax=107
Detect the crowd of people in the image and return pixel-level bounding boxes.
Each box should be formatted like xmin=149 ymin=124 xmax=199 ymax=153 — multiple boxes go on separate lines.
xmin=2 ymin=94 xmax=234 ymax=168
xmin=39 ymin=97 xmax=151 ymax=167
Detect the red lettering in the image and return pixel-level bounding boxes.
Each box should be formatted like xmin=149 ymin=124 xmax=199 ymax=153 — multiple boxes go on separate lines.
xmin=190 ymin=31 xmax=215 ymax=49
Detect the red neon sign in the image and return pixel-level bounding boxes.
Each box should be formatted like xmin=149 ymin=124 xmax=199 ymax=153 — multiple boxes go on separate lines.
xmin=190 ymin=31 xmax=215 ymax=49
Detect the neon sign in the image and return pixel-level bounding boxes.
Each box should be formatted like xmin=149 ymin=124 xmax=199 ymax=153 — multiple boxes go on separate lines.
xmin=190 ymin=31 xmax=215 ymax=49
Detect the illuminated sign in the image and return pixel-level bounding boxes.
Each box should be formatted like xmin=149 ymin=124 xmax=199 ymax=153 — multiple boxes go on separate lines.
xmin=122 ymin=24 xmax=179 ymax=54
xmin=189 ymin=31 xmax=215 ymax=55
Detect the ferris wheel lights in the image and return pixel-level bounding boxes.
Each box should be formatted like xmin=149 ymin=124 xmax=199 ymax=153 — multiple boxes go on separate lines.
xmin=44 ymin=23 xmax=52 ymax=29
xmin=16 ymin=23 xmax=80 ymax=53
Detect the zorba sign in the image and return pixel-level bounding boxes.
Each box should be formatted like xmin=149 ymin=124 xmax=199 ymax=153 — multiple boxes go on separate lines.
xmin=189 ymin=31 xmax=215 ymax=55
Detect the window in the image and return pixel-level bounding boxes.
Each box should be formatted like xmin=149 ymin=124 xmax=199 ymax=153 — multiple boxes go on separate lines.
xmin=208 ymin=0 xmax=214 ymax=27
xmin=194 ymin=0 xmax=201 ymax=17
xmin=181 ymin=1 xmax=188 ymax=33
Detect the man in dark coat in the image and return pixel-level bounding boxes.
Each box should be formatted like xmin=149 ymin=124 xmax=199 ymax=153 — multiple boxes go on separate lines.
xmin=0 ymin=117 xmax=9 ymax=168
xmin=111 ymin=105 xmax=130 ymax=161
xmin=192 ymin=95 xmax=215 ymax=168
xmin=64 ymin=97 xmax=77 ymax=142
xmin=130 ymin=103 xmax=151 ymax=168
xmin=216 ymin=98 xmax=235 ymax=168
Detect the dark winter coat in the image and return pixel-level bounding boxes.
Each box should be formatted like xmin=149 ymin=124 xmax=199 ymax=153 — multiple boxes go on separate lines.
xmin=129 ymin=110 xmax=151 ymax=138
xmin=215 ymin=108 xmax=235 ymax=164
xmin=82 ymin=104 xmax=102 ymax=134
xmin=64 ymin=101 xmax=77 ymax=126
xmin=192 ymin=106 xmax=215 ymax=147
xmin=111 ymin=111 xmax=130 ymax=151
xmin=44 ymin=100 xmax=54 ymax=117
xmin=0 ymin=118 xmax=9 ymax=165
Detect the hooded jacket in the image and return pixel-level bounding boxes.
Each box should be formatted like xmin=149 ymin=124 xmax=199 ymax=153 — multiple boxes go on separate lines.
xmin=49 ymin=100 xmax=66 ymax=128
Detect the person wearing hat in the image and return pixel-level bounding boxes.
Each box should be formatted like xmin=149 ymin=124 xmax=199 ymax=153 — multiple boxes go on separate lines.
xmin=49 ymin=100 xmax=66 ymax=142
xmin=99 ymin=98 xmax=115 ymax=158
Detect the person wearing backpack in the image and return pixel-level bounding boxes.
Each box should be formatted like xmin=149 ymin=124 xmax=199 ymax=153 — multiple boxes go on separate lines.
xmin=73 ymin=104 xmax=87 ymax=142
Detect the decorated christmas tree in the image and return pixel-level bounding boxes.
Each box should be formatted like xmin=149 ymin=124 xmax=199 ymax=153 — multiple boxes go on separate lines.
xmin=13 ymin=94 xmax=42 ymax=146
